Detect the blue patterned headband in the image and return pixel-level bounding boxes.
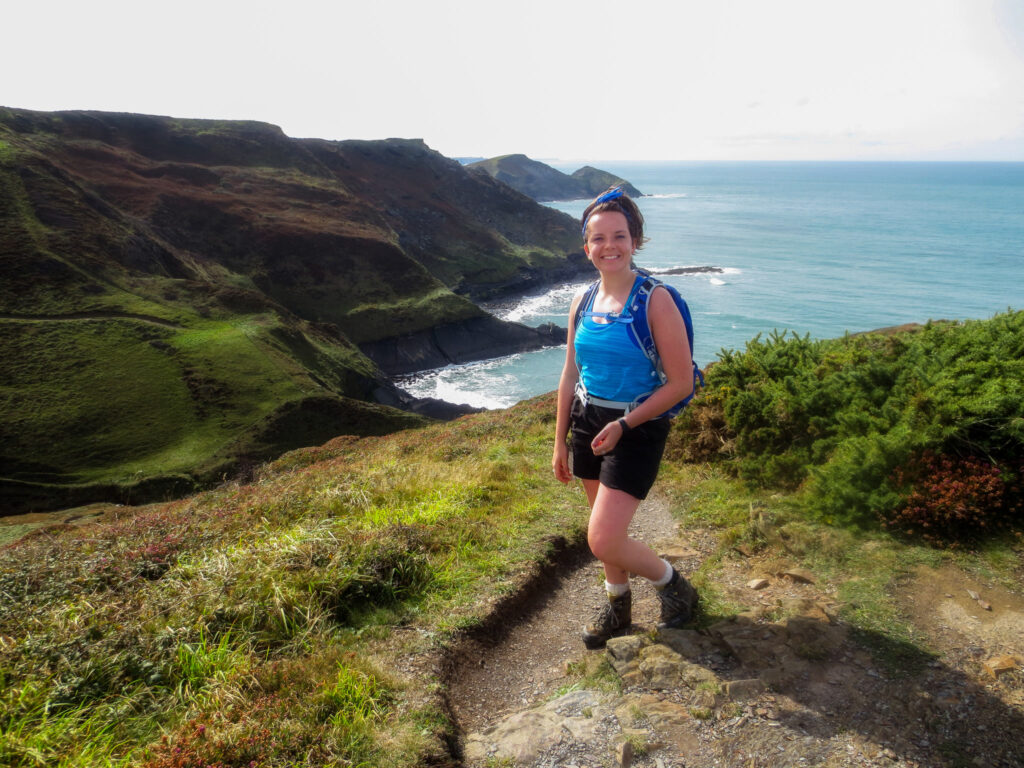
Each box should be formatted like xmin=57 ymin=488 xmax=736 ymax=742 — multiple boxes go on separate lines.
xmin=581 ymin=186 xmax=628 ymax=238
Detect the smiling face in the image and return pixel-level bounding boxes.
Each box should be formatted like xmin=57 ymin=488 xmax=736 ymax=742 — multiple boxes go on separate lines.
xmin=583 ymin=211 xmax=635 ymax=272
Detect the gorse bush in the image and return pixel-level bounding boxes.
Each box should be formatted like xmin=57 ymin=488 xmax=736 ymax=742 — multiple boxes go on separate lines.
xmin=676 ymin=311 xmax=1024 ymax=533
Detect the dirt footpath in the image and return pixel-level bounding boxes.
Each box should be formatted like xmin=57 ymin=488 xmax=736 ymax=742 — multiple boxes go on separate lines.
xmin=444 ymin=493 xmax=1024 ymax=768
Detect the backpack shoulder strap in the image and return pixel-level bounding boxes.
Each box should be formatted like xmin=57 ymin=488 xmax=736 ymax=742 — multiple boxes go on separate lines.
xmin=626 ymin=274 xmax=661 ymax=366
xmin=628 ymin=273 xmax=704 ymax=389
xmin=572 ymin=280 xmax=600 ymax=332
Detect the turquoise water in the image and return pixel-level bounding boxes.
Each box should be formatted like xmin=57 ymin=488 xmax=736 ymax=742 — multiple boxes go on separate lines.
xmin=398 ymin=162 xmax=1024 ymax=408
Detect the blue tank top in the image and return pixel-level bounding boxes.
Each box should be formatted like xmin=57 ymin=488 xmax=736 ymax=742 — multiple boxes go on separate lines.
xmin=574 ymin=277 xmax=660 ymax=402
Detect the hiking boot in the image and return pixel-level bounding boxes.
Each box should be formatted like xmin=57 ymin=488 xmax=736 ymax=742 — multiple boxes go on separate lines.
xmin=656 ymin=569 xmax=699 ymax=629
xmin=582 ymin=590 xmax=632 ymax=649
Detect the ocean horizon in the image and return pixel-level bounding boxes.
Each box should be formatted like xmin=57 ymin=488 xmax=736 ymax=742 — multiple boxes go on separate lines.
xmin=398 ymin=161 xmax=1024 ymax=409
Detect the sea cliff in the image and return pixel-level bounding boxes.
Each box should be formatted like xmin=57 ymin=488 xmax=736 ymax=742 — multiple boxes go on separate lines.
xmin=0 ymin=108 xmax=588 ymax=512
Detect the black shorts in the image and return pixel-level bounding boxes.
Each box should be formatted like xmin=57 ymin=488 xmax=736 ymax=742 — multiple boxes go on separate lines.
xmin=569 ymin=397 xmax=671 ymax=501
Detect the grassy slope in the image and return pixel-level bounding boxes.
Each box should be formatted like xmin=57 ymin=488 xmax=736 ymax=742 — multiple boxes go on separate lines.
xmin=0 ymin=395 xmax=587 ymax=766
xmin=0 ymin=387 xmax=1019 ymax=767
xmin=312 ymin=140 xmax=584 ymax=301
xmin=1 ymin=310 xmax=385 ymax=484
xmin=0 ymin=138 xmax=411 ymax=495
xmin=0 ymin=311 xmax=421 ymax=497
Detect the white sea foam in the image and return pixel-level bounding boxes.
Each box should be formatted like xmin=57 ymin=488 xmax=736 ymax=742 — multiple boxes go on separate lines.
xmin=503 ymin=287 xmax=572 ymax=322
xmin=397 ymin=357 xmax=524 ymax=409
xmin=644 ymin=193 xmax=688 ymax=199
xmin=487 ymin=282 xmax=587 ymax=324
xmin=709 ymin=277 xmax=726 ymax=286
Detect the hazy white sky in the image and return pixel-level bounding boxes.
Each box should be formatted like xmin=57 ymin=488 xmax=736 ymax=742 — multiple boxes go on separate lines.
xmin=5 ymin=0 xmax=1024 ymax=161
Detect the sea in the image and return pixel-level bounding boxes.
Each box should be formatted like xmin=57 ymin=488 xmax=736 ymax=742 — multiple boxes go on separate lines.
xmin=397 ymin=162 xmax=1024 ymax=410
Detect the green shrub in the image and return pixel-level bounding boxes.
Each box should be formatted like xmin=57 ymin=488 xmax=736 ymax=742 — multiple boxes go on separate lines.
xmin=679 ymin=312 xmax=1024 ymax=533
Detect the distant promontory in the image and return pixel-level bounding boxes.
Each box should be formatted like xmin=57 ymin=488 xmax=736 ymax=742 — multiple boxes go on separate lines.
xmin=468 ymin=154 xmax=643 ymax=202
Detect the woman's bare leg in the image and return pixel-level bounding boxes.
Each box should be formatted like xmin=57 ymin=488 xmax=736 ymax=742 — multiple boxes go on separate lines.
xmin=583 ymin=481 xmax=665 ymax=583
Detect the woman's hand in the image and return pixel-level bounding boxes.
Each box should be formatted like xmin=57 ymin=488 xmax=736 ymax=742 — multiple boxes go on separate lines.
xmin=591 ymin=420 xmax=625 ymax=456
xmin=552 ymin=442 xmax=572 ymax=484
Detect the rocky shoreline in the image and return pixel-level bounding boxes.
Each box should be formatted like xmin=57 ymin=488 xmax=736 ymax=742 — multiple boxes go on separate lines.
xmin=363 ymin=315 xmax=565 ymax=377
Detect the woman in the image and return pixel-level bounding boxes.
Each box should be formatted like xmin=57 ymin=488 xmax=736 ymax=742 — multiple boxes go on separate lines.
xmin=552 ymin=187 xmax=699 ymax=649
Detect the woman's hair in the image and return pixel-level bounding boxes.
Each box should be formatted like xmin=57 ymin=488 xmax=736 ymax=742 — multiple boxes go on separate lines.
xmin=580 ymin=186 xmax=647 ymax=250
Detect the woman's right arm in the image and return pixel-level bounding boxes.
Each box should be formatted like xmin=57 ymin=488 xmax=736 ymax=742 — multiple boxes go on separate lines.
xmin=552 ymin=294 xmax=582 ymax=484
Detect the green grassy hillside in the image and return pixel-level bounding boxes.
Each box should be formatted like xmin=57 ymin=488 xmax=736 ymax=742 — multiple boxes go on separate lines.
xmin=0 ymin=109 xmax=587 ymax=511
xmin=0 ymin=395 xmax=587 ymax=767
xmin=0 ymin=304 xmax=422 ymax=510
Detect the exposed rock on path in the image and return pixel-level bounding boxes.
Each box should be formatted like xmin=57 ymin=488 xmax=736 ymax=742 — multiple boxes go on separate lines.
xmin=445 ymin=493 xmax=1024 ymax=768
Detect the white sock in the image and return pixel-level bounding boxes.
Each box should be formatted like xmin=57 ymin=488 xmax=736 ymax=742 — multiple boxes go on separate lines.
xmin=605 ymin=580 xmax=630 ymax=597
xmin=650 ymin=558 xmax=674 ymax=588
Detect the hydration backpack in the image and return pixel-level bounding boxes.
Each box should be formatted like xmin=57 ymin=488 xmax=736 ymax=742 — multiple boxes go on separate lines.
xmin=573 ymin=270 xmax=704 ymax=418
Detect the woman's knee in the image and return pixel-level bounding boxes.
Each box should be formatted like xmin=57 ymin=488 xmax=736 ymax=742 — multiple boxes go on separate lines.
xmin=587 ymin=525 xmax=625 ymax=563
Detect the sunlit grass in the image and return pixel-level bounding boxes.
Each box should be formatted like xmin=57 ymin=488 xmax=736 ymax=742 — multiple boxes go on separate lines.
xmin=0 ymin=394 xmax=585 ymax=765
xmin=6 ymin=383 xmax=1016 ymax=764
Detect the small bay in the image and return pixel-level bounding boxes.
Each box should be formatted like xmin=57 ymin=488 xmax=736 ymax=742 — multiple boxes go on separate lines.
xmin=398 ymin=162 xmax=1024 ymax=408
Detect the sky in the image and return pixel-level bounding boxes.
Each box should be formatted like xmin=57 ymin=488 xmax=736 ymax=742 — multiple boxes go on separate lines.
xmin=5 ymin=0 xmax=1024 ymax=162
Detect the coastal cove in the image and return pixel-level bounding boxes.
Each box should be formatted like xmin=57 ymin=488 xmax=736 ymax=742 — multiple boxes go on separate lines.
xmin=398 ymin=161 xmax=1024 ymax=409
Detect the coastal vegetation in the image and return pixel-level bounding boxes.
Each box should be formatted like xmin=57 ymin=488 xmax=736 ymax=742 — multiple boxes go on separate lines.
xmin=672 ymin=311 xmax=1024 ymax=545
xmin=1 ymin=313 xmax=1020 ymax=766
xmin=0 ymin=396 xmax=582 ymax=766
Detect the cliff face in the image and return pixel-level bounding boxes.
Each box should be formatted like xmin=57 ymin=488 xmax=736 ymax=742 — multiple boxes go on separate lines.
xmin=1 ymin=110 xmax=587 ymax=340
xmin=0 ymin=108 xmax=587 ymax=512
xmin=468 ymin=154 xmax=643 ymax=202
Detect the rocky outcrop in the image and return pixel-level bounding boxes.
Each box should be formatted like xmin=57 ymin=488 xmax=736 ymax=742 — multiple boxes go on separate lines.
xmin=462 ymin=590 xmax=1024 ymax=767
xmin=463 ymin=612 xmax=849 ymax=767
xmin=361 ymin=316 xmax=565 ymax=376
xmin=468 ymin=154 xmax=642 ymax=202
xmin=571 ymin=165 xmax=644 ymax=199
